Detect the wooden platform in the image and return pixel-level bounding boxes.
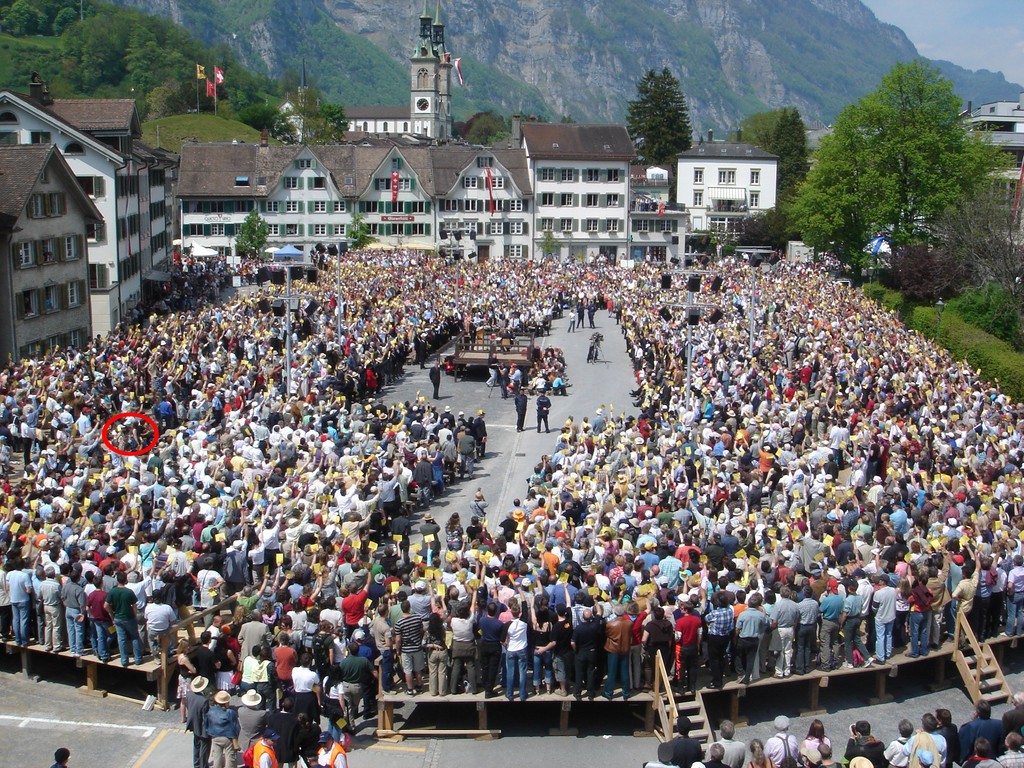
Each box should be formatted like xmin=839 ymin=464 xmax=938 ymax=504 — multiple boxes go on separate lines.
xmin=380 ymin=689 xmax=654 ymax=705
xmin=449 ymin=332 xmax=537 ymax=379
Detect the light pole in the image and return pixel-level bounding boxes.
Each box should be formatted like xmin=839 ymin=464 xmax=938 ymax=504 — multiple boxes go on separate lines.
xmin=332 ymin=241 xmax=348 ymax=342
xmin=658 ymin=269 xmax=724 ymax=411
xmin=936 ymin=298 xmax=945 ymax=335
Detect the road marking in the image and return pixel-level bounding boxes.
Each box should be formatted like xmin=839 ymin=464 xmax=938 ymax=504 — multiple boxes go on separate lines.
xmin=368 ymin=744 xmax=427 ymax=753
xmin=132 ymin=728 xmax=170 ymax=767
xmin=0 ymin=714 xmax=154 ymax=737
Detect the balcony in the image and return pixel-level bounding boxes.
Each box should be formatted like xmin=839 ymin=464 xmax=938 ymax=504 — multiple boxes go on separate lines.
xmin=630 ymin=198 xmax=687 ymax=215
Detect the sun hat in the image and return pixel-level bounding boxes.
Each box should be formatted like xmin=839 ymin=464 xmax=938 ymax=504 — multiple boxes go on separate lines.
xmin=189 ymin=676 xmax=210 ymax=694
xmin=241 ymin=690 xmax=263 ymax=708
xmin=213 ymin=690 xmax=231 ymax=705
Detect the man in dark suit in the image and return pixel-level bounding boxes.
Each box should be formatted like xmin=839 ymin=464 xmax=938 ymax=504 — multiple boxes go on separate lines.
xmin=429 ymin=361 xmax=441 ymax=400
xmin=184 ymin=676 xmax=211 ymax=768
xmin=267 ymin=696 xmax=300 ymax=768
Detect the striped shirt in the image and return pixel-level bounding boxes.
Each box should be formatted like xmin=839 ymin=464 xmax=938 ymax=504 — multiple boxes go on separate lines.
xmin=394 ymin=614 xmax=424 ymax=651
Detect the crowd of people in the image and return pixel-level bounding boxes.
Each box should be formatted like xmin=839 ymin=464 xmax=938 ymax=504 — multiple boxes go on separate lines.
xmin=2 ymin=249 xmax=1024 ymax=764
xmin=654 ymin=695 xmax=1024 ymax=768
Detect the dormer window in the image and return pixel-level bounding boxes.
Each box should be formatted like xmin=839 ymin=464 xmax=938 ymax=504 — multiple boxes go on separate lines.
xmin=234 ymin=176 xmax=250 ymax=186
xmin=64 ymin=142 xmax=85 ymax=155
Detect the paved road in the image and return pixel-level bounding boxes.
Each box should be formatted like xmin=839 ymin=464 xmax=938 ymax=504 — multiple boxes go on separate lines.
xmin=387 ymin=306 xmax=636 ymax=539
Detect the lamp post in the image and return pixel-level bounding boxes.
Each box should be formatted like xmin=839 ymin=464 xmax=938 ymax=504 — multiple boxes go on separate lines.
xmin=936 ymin=298 xmax=945 ymax=335
xmin=334 ymin=240 xmax=348 ymax=342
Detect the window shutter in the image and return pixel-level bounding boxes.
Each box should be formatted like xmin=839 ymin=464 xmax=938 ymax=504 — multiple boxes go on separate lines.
xmin=409 ymin=178 xmax=416 ymax=190
xmin=326 ymin=224 xmax=333 ymax=236
xmin=522 ymin=222 xmax=529 ymax=235
xmin=61 ymin=284 xmax=69 ymax=310
xmin=78 ymin=235 xmax=85 ymax=259
xmin=404 ymin=224 xmax=412 ymax=236
xmin=424 ymin=223 xmax=431 ymax=236
xmin=386 ymin=201 xmax=393 ymax=214
xmin=374 ymin=179 xmax=380 ymax=191
xmin=424 ymin=201 xmax=431 ymax=213
xmin=294 ymin=160 xmax=300 ymax=169
xmin=94 ymin=177 xmax=105 ymax=197
xmin=310 ymin=159 xmax=317 ymax=169
xmin=404 ymin=201 xmax=411 ymax=214
xmin=258 ymin=200 xmax=265 ymax=213
xmin=57 ymin=236 xmax=66 ymax=261
xmin=16 ymin=294 xmax=24 ymax=320
xmin=204 ymin=224 xmax=211 ymax=237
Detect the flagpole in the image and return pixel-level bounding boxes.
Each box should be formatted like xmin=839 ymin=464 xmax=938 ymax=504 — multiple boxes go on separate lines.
xmin=214 ymin=68 xmax=218 ymax=116
xmin=196 ymin=69 xmax=199 ymax=114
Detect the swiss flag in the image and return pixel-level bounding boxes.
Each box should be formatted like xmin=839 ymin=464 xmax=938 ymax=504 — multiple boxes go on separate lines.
xmin=214 ymin=67 xmax=225 ymax=85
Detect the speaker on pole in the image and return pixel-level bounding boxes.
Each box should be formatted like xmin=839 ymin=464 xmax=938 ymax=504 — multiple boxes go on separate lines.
xmin=710 ymin=276 xmax=723 ymax=293
xmin=256 ymin=267 xmax=270 ymax=285
xmin=659 ymin=307 xmax=673 ymax=322
xmin=270 ymin=269 xmax=285 ymax=286
xmin=305 ymin=268 xmax=319 ymax=283
xmin=338 ymin=241 xmax=348 ymax=255
xmin=269 ymin=337 xmax=283 ymax=352
xmin=257 ymin=298 xmax=272 ymax=314
xmin=289 ymin=265 xmax=304 ymax=282
xmin=272 ymin=300 xmax=286 ymax=317
xmin=660 ymin=274 xmax=672 ymax=290
xmin=707 ymin=308 xmax=723 ymax=324
xmin=687 ymin=308 xmax=701 ymax=326
xmin=686 ymin=275 xmax=701 ymax=293
xmin=305 ymin=299 xmax=321 ymax=317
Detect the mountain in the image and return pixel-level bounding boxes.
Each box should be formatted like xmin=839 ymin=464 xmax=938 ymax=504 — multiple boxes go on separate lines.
xmin=106 ymin=0 xmax=1023 ymax=132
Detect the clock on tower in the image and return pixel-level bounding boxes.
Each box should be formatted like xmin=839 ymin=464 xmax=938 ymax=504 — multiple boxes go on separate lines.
xmin=416 ymin=97 xmax=431 ymax=113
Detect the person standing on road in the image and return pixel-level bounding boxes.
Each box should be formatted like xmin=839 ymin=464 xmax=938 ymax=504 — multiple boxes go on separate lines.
xmin=429 ymin=360 xmax=441 ymax=400
xmin=536 ymin=393 xmax=551 ymax=434
xmin=205 ymin=689 xmax=241 ymax=768
xmin=185 ymin=676 xmax=212 ymax=768
xmin=514 ymin=391 xmax=528 ymax=432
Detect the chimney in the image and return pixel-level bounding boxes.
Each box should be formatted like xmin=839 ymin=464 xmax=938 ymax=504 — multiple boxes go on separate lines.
xmin=707 ymin=128 xmax=714 ymax=143
xmin=260 ymin=129 xmax=269 ymax=147
xmin=511 ymin=114 xmax=522 ymax=149
xmin=28 ymin=74 xmax=52 ymax=106
xmin=966 ymin=100 xmax=972 ymax=115
xmin=736 ymin=128 xmax=742 ymax=143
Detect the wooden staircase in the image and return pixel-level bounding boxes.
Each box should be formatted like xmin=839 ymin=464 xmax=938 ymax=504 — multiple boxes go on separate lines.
xmin=953 ymin=612 xmax=1012 ymax=705
xmin=643 ymin=652 xmax=715 ymax=744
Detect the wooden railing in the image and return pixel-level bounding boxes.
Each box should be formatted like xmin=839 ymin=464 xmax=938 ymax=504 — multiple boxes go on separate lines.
xmin=156 ymin=594 xmax=238 ymax=710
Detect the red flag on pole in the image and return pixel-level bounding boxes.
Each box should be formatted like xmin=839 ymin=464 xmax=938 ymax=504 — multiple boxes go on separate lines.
xmin=484 ymin=166 xmax=495 ymax=216
xmin=391 ymin=170 xmax=400 ymax=207
xmin=206 ymin=79 xmax=217 ymax=98
xmin=214 ymin=67 xmax=225 ymax=85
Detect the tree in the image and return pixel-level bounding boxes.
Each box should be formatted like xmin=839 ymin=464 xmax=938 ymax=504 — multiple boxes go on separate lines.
xmin=740 ymin=107 xmax=808 ymax=198
xmin=235 ymin=210 xmax=269 ymax=259
xmin=52 ymin=6 xmax=78 ymax=35
xmin=238 ymin=103 xmax=294 ymax=141
xmin=458 ymin=112 xmax=508 ymax=145
xmin=540 ymin=230 xmax=559 ymax=260
xmin=7 ymin=0 xmax=46 ymax=35
xmin=935 ymin=184 xmax=1024 ymax=306
xmin=347 ymin=212 xmax=373 ymax=250
xmin=282 ymin=89 xmax=348 ymax=143
xmin=793 ymin=61 xmax=1005 ymax=257
xmin=626 ymin=68 xmax=692 ymax=167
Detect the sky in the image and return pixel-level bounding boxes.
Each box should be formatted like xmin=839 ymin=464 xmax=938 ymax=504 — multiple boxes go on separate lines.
xmin=860 ymin=0 xmax=1024 ymax=87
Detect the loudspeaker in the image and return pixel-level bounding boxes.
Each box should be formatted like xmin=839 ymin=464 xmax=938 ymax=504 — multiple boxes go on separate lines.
xmin=257 ymin=298 xmax=272 ymax=314
xmin=687 ymin=308 xmax=701 ymax=326
xmin=305 ymin=268 xmax=318 ymax=284
xmin=660 ymin=274 xmax=672 ymax=290
xmin=686 ymin=275 xmax=701 ymax=293
xmin=270 ymin=269 xmax=285 ymax=286
xmin=305 ymin=299 xmax=321 ymax=317
xmin=671 ymin=236 xmax=679 ymax=245
xmin=269 ymin=337 xmax=283 ymax=352
xmin=707 ymin=308 xmax=723 ymax=324
xmin=272 ymin=300 xmax=286 ymax=317
xmin=439 ymin=229 xmax=448 ymax=240
xmin=659 ymin=307 xmax=672 ymax=322
xmin=710 ymin=276 xmax=723 ymax=293
xmin=289 ymin=266 xmax=303 ymax=282
xmin=315 ymin=242 xmax=326 ymax=254
xmin=256 ymin=267 xmax=270 ymax=285
xmin=338 ymin=241 xmax=348 ymax=255
xmin=327 ymin=244 xmax=339 ymax=256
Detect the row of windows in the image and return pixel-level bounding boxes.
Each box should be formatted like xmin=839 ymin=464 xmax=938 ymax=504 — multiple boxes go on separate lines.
xmin=120 ymin=251 xmax=142 ymax=282
xmin=440 ymin=199 xmax=525 ymax=213
xmin=261 ymin=200 xmax=346 ymax=214
xmin=538 ymin=167 xmax=622 ymax=183
xmin=538 ymin=192 xmax=620 ymax=208
xmin=19 ymin=328 xmax=87 ymax=360
xmin=26 ymin=192 xmax=66 ymax=219
xmin=183 ymin=200 xmax=256 ymax=214
xmin=633 ymin=219 xmax=678 ymax=233
xmin=692 ymin=168 xmax=761 ymax=186
xmin=462 ymin=175 xmax=505 ymax=189
xmin=538 ymin=218 xmax=622 ymax=233
xmin=284 ymin=176 xmax=328 ymax=190
xmin=17 ymin=280 xmax=87 ymax=319
xmin=17 ymin=235 xmax=84 ymax=268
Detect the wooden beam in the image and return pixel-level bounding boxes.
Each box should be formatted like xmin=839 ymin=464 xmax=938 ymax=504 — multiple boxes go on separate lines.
xmin=867 ymin=669 xmax=893 ymax=705
xmin=799 ymin=677 xmax=826 ymax=716
xmin=549 ymin=699 xmax=578 ymax=736
xmin=376 ymin=729 xmax=501 ymax=738
xmin=928 ymin=655 xmax=953 ymax=692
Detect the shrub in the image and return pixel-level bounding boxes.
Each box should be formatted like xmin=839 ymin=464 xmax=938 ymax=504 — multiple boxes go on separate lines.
xmin=948 ymin=282 xmax=1019 ymax=345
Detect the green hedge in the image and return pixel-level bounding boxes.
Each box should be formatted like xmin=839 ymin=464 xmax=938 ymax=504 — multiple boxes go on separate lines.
xmin=860 ymin=283 xmax=1024 ymax=401
xmin=905 ymin=306 xmax=1024 ymax=401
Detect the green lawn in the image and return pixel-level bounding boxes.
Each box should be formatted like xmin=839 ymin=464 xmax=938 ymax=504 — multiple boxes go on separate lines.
xmin=0 ymin=33 xmax=62 ymax=91
xmin=141 ymin=113 xmax=270 ymax=152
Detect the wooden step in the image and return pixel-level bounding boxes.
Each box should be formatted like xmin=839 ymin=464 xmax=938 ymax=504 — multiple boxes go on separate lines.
xmin=982 ymin=691 xmax=1009 ymax=704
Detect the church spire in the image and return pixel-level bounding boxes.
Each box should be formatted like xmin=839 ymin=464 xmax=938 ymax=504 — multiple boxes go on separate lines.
xmin=434 ymin=0 xmax=443 ymax=25
xmin=431 ymin=0 xmax=445 ymax=51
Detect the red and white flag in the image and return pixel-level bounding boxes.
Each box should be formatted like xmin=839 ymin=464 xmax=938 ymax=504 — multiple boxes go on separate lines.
xmin=214 ymin=67 xmax=225 ymax=85
xmin=484 ymin=166 xmax=495 ymax=216
xmin=453 ymin=57 xmax=464 ymax=86
xmin=391 ymin=170 xmax=400 ymax=206
xmin=206 ymin=79 xmax=217 ymax=98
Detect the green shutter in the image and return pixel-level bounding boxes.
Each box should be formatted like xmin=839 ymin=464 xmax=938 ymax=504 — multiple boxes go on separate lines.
xmin=326 ymin=224 xmax=333 ymax=236
xmin=385 ymin=201 xmax=393 ymax=214
xmin=424 ymin=201 xmax=431 ymax=213
xmin=310 ymin=159 xmax=317 ymax=169
xmin=404 ymin=201 xmax=412 ymax=214
xmin=203 ymin=224 xmax=211 ymax=237
xmin=404 ymin=224 xmax=412 ymax=236
xmin=409 ymin=178 xmax=415 ymax=190
xmin=425 ymin=223 xmax=431 ymax=236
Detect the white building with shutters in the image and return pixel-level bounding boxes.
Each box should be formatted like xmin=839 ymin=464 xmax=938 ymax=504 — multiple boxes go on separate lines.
xmin=0 ymin=144 xmax=99 ymax=361
xmin=676 ymin=141 xmax=778 ymax=235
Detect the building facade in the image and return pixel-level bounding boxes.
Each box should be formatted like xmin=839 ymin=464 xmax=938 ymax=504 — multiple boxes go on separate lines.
xmin=0 ymin=81 xmax=177 ymax=336
xmin=519 ymin=121 xmax=635 ymax=261
xmin=676 ymin=141 xmax=778 ymax=235
xmin=965 ymin=94 xmax=1024 ymax=179
xmin=0 ymin=144 xmax=99 ymax=361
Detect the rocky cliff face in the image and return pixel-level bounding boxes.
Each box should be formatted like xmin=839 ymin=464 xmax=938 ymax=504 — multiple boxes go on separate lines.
xmin=110 ymin=0 xmax=1022 ymax=131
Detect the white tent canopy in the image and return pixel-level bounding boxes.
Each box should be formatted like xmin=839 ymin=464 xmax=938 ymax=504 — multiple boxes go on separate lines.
xmin=187 ymin=241 xmax=218 ymax=257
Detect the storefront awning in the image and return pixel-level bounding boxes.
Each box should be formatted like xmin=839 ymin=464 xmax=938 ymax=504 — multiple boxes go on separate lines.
xmin=143 ymin=270 xmax=173 ymax=282
xmin=707 ymin=187 xmax=747 ymax=201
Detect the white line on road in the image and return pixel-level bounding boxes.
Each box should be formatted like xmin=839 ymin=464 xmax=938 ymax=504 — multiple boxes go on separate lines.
xmin=0 ymin=714 xmax=154 ymax=737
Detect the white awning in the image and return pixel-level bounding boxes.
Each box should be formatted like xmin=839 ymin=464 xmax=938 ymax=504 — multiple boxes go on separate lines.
xmin=707 ymin=187 xmax=747 ymax=201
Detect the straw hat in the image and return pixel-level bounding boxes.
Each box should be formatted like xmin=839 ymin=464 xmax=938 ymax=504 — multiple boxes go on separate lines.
xmin=189 ymin=676 xmax=210 ymax=694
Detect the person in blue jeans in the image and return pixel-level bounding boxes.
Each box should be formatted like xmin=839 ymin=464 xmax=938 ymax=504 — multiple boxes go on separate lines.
xmin=105 ymin=571 xmax=143 ymax=666
xmin=59 ymin=565 xmax=88 ymax=657
xmin=502 ymin=607 xmax=530 ymax=701
xmin=908 ymin=577 xmax=934 ymax=658
xmin=5 ymin=562 xmax=32 ymax=646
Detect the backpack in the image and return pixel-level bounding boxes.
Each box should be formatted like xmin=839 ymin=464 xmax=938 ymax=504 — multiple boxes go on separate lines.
xmin=241 ymin=743 xmax=255 ymax=768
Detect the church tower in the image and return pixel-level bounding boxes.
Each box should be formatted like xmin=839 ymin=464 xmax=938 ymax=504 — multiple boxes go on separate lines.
xmin=410 ymin=0 xmax=452 ymax=141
